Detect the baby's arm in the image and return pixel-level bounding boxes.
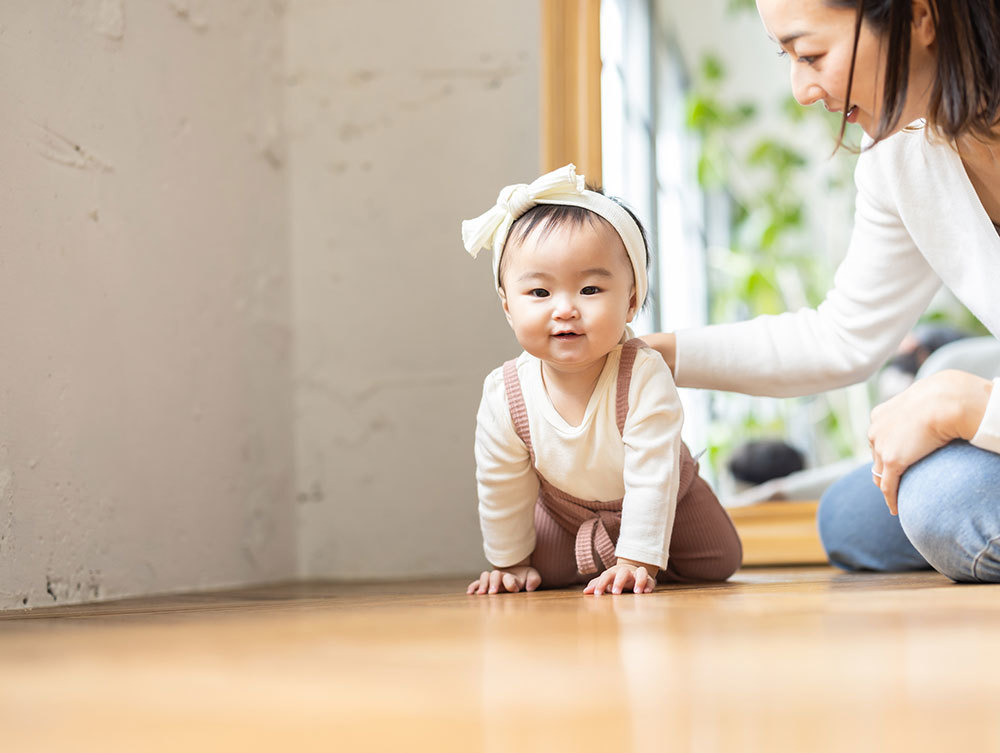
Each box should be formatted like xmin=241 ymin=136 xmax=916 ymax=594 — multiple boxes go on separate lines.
xmin=468 ymin=367 xmax=541 ymax=595
xmin=587 ymin=351 xmax=683 ymax=595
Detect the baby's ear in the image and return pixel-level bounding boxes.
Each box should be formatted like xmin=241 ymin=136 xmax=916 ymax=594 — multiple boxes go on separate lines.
xmin=498 ymin=288 xmax=514 ymax=328
xmin=625 ymin=287 xmax=638 ymax=323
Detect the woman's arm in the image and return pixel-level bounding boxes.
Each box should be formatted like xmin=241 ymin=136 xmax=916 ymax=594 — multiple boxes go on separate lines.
xmin=642 ymin=332 xmax=675 ymax=373
xmin=655 ymin=148 xmax=941 ymax=397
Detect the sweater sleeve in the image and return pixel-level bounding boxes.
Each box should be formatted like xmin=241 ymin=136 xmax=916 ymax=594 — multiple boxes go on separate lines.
xmin=474 ymin=367 xmax=540 ymax=568
xmin=615 ymin=351 xmax=683 ymax=570
xmin=674 ymin=141 xmax=942 ymax=397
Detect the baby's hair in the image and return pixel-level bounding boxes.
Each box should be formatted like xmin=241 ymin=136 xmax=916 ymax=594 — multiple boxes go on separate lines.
xmin=498 ymin=187 xmax=651 ymax=289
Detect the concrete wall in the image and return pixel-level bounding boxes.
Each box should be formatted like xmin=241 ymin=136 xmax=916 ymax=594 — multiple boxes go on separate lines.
xmin=0 ymin=0 xmax=541 ymax=607
xmin=287 ymin=0 xmax=539 ymax=579
xmin=0 ymin=1 xmax=296 ymax=609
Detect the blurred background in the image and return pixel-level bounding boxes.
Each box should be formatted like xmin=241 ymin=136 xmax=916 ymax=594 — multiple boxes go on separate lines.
xmin=0 ymin=0 xmax=984 ymax=610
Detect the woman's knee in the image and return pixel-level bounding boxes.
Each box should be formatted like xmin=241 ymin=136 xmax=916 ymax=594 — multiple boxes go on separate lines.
xmin=818 ymin=464 xmax=929 ymax=572
xmin=897 ymin=441 xmax=1000 ymax=582
xmin=816 ymin=476 xmax=857 ymax=570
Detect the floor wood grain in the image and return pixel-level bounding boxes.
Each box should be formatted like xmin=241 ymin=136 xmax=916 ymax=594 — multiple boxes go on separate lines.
xmin=2 ymin=567 xmax=999 ymax=752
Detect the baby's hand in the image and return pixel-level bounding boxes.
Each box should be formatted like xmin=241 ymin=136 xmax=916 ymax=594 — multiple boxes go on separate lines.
xmin=583 ymin=559 xmax=658 ymax=595
xmin=467 ymin=565 xmax=541 ymax=595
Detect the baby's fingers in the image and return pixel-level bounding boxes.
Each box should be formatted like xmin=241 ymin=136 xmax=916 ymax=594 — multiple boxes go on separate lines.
xmin=585 ymin=571 xmax=612 ymax=596
xmin=469 ymin=571 xmax=491 ymax=595
xmin=611 ymin=568 xmax=634 ymax=595
xmin=633 ymin=567 xmax=654 ymax=594
xmin=524 ymin=568 xmax=542 ymax=592
xmin=502 ymin=572 xmax=521 ymax=593
xmin=488 ymin=569 xmax=505 ymax=594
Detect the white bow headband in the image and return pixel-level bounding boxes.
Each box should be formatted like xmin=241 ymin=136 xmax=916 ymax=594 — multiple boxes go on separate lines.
xmin=461 ymin=164 xmax=648 ymax=309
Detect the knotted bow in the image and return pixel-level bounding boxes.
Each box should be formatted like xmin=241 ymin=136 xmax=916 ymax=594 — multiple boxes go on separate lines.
xmin=461 ymin=164 xmax=585 ymax=261
xmin=575 ymin=511 xmax=620 ymax=576
xmin=461 ymin=163 xmax=648 ymax=308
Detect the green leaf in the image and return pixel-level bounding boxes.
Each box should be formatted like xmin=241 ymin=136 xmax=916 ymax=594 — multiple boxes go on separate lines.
xmin=726 ymin=0 xmax=758 ymax=14
xmin=687 ymin=97 xmax=722 ymax=131
xmin=701 ymin=54 xmax=725 ymax=83
xmin=732 ymin=103 xmax=757 ymax=125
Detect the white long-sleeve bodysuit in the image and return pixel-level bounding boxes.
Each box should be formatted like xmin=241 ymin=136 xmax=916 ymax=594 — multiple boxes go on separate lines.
xmin=474 ymin=344 xmax=683 ymax=570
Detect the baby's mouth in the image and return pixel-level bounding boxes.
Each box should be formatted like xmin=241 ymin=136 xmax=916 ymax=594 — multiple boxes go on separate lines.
xmin=553 ymin=331 xmax=582 ymax=339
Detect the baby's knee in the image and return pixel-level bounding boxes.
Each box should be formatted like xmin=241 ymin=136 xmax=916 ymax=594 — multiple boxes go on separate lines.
xmin=664 ymin=528 xmax=742 ymax=583
xmin=711 ymin=526 xmax=744 ymax=581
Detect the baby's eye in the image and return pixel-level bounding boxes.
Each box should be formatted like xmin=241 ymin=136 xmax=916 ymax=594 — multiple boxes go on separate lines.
xmin=581 ymin=286 xmax=600 ymax=295
xmin=529 ymin=288 xmax=550 ymax=298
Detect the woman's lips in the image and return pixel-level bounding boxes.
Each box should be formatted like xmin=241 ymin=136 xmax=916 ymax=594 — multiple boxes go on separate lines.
xmin=846 ymin=105 xmax=859 ymax=123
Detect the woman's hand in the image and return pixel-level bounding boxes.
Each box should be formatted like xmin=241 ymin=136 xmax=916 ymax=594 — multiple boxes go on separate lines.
xmin=583 ymin=558 xmax=659 ymax=595
xmin=467 ymin=562 xmax=541 ymax=595
xmin=869 ymin=369 xmax=992 ymax=514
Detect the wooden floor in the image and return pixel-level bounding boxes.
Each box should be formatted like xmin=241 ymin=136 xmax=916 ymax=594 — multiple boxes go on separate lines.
xmin=3 ymin=567 xmax=1000 ymax=753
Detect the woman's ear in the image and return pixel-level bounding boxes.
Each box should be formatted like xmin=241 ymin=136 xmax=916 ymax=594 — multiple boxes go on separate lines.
xmin=911 ymin=0 xmax=936 ymax=47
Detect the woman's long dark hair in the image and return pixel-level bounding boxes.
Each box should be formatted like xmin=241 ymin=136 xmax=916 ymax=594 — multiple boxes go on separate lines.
xmin=830 ymin=0 xmax=1000 ymax=144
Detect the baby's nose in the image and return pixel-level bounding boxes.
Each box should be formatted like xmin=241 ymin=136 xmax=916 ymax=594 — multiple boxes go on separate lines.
xmin=552 ymin=297 xmax=579 ymax=318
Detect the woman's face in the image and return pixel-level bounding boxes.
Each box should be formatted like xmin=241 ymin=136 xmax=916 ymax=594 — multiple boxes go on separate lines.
xmin=756 ymin=0 xmax=935 ymax=138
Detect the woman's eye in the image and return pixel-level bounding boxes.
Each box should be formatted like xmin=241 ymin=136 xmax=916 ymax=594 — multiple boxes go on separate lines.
xmin=776 ymin=48 xmax=818 ymax=66
xmin=581 ymin=286 xmax=600 ymax=295
xmin=529 ymin=288 xmax=549 ymax=298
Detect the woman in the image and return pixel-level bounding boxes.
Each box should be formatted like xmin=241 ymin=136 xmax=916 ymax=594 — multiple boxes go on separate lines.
xmin=647 ymin=0 xmax=1000 ymax=582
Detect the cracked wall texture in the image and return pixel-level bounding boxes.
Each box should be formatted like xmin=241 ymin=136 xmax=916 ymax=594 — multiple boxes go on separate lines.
xmin=0 ymin=0 xmax=539 ymax=607
xmin=0 ymin=1 xmax=296 ymax=609
xmin=287 ymin=0 xmax=539 ymax=578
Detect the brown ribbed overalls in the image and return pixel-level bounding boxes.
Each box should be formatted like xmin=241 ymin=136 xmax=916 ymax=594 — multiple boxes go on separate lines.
xmin=502 ymin=339 xmax=742 ymax=588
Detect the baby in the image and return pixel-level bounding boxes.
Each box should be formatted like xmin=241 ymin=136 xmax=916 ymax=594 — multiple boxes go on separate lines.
xmin=462 ymin=165 xmax=741 ymax=595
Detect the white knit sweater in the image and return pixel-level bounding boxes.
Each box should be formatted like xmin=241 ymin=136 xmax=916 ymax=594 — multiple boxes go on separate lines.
xmin=674 ymin=127 xmax=1000 ymax=454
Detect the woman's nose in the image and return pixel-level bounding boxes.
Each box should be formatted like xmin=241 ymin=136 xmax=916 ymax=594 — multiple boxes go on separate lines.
xmin=790 ymin=66 xmax=823 ymax=107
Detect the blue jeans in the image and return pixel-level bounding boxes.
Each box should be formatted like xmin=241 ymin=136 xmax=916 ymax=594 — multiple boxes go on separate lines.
xmin=818 ymin=441 xmax=1000 ymax=582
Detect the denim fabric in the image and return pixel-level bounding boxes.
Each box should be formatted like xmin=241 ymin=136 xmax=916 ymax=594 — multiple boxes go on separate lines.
xmin=818 ymin=441 xmax=1000 ymax=582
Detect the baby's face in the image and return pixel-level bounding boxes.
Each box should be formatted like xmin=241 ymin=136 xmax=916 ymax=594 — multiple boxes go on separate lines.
xmin=499 ymin=219 xmax=637 ymax=375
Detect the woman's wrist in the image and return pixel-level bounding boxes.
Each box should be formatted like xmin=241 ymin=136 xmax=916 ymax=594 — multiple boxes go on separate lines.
xmin=935 ymin=370 xmax=993 ymax=440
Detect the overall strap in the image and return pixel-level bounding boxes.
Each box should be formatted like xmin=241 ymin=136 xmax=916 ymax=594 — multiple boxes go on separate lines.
xmin=502 ymin=359 xmax=534 ymax=463
xmin=615 ymin=338 xmax=646 ymax=436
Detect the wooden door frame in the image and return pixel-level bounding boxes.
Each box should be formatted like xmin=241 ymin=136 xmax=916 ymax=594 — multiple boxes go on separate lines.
xmin=540 ymin=0 xmax=603 ymax=185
